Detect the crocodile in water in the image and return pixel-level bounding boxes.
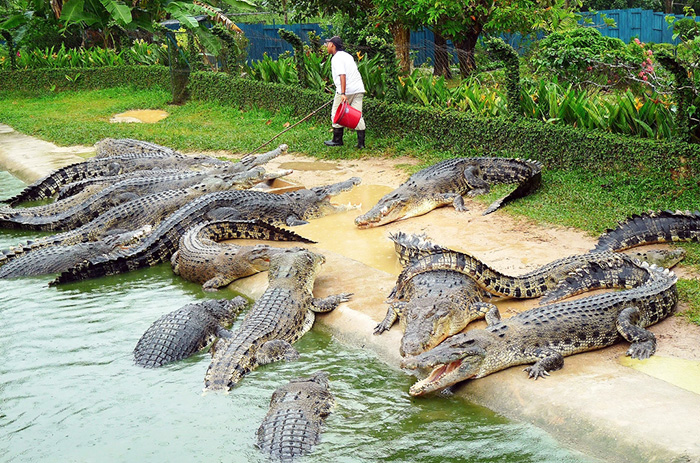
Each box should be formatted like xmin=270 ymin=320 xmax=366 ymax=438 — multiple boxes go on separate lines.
xmin=133 ymin=297 xmax=248 ymax=368
xmin=354 ymin=157 xmax=542 ymax=228
xmin=0 ymin=226 xmax=150 ymax=279
xmin=402 ymin=261 xmax=678 ymax=396
xmin=256 ymin=371 xmax=334 ymax=462
xmin=204 ymin=248 xmax=352 ymax=391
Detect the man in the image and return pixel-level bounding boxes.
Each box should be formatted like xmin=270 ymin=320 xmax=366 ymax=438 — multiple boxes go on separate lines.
xmin=324 ymin=36 xmax=366 ymax=149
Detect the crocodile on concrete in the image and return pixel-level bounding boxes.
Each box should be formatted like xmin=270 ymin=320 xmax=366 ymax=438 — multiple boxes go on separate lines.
xmin=0 ymin=226 xmax=150 ymax=279
xmin=204 ymin=248 xmax=352 ymax=391
xmin=0 ymin=175 xmax=264 ymax=268
xmin=171 ymin=219 xmax=312 ymax=291
xmin=374 ymin=232 xmax=495 ymax=356
xmin=256 ymin=371 xmax=334 ymax=462
xmin=0 ymin=166 xmax=270 ymax=231
xmin=387 ymin=246 xmax=685 ymax=306
xmin=133 ymin=297 xmax=248 ymax=368
xmin=51 ymin=177 xmax=361 ymax=285
xmin=354 ymin=157 xmax=542 ymax=228
xmin=402 ymin=261 xmax=678 ymax=396
xmin=592 ymin=209 xmax=700 ymax=253
xmin=0 ymin=151 xmax=229 ymax=207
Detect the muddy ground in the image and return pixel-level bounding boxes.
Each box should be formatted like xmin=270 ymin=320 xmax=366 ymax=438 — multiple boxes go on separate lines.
xmin=1 ymin=123 xmax=700 ymax=463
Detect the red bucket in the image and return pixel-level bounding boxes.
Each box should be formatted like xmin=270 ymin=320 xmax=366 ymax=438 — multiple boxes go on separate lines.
xmin=333 ymin=101 xmax=362 ymax=129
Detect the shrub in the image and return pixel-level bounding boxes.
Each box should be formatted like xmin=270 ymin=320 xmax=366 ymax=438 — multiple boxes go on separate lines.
xmin=531 ymin=27 xmax=645 ymax=88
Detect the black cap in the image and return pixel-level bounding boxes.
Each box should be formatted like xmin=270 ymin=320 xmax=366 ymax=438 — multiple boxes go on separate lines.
xmin=325 ymin=36 xmax=344 ymax=50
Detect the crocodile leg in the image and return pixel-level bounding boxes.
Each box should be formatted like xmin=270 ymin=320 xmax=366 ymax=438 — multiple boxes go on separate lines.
xmin=470 ymin=302 xmax=502 ymax=326
xmin=463 ymin=165 xmax=491 ymax=197
xmin=617 ymin=306 xmax=657 ymax=359
xmin=310 ymin=293 xmax=353 ymax=313
xmin=256 ymin=339 xmax=300 ymax=364
xmin=523 ymin=348 xmax=565 ymax=379
xmin=374 ymin=302 xmax=405 ymax=335
xmin=202 ymin=275 xmax=234 ymax=292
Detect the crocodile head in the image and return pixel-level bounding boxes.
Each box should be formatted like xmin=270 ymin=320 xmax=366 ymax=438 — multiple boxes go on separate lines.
xmin=268 ymin=247 xmax=326 ymax=292
xmin=288 ymin=177 xmax=361 ymax=221
xmin=400 ymin=298 xmax=469 ymax=357
xmin=239 ymin=244 xmax=279 ymax=274
xmin=625 ymin=248 xmax=686 ymax=268
xmin=201 ymin=297 xmax=248 ymax=325
xmin=401 ymin=330 xmax=494 ymax=396
xmin=355 ymin=190 xmax=438 ymax=229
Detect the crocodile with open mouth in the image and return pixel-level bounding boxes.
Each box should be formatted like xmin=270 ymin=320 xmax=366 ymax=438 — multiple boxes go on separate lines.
xmin=402 ymin=261 xmax=678 ymax=396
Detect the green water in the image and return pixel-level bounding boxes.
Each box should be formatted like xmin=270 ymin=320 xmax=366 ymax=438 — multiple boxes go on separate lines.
xmin=0 ymin=171 xmax=593 ymax=463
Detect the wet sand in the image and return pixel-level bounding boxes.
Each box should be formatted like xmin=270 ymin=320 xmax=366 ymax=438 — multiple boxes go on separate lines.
xmin=1 ymin=123 xmax=699 ymax=463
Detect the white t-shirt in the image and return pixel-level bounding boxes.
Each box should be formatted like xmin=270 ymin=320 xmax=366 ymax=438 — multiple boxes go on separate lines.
xmin=331 ymin=50 xmax=366 ymax=95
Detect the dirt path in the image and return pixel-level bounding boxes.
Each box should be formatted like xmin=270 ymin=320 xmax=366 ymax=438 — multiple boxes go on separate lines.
xmin=2 ymin=124 xmax=700 ymax=463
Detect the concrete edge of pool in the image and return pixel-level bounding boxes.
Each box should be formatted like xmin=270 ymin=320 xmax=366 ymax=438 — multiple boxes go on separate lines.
xmin=1 ymin=124 xmax=699 ymax=463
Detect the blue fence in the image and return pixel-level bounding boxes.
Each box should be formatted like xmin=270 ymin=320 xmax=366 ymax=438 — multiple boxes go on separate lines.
xmin=238 ymin=23 xmax=327 ymax=61
xmin=579 ymin=8 xmax=688 ymax=44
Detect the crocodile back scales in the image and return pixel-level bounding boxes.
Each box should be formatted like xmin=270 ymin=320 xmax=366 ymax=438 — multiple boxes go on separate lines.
xmin=256 ymin=372 xmax=333 ymax=462
xmin=133 ymin=298 xmax=247 ymax=368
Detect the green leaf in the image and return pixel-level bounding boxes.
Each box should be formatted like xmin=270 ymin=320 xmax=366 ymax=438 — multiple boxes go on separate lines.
xmin=99 ymin=0 xmax=132 ymax=25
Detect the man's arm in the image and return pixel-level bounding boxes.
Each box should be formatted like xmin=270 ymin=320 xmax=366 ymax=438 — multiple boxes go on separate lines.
xmin=339 ymin=74 xmax=347 ymax=103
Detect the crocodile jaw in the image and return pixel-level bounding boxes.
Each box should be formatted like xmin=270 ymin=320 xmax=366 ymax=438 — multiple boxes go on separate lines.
xmin=408 ymin=359 xmax=472 ymax=396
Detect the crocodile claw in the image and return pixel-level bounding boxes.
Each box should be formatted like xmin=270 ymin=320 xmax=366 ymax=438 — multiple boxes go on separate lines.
xmin=524 ymin=365 xmax=550 ymax=380
xmin=626 ymin=341 xmax=655 ymax=360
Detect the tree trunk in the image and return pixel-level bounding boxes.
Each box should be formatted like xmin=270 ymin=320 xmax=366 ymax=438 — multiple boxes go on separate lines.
xmin=433 ymin=30 xmax=452 ymax=79
xmin=389 ymin=22 xmax=411 ymax=73
xmin=664 ymin=0 xmax=673 ymax=14
xmin=453 ymin=24 xmax=482 ymax=78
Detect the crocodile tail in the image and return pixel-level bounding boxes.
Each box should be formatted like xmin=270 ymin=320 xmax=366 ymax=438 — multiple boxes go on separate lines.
xmin=388 ymin=231 xmax=450 ymax=267
xmin=202 ymin=219 xmax=316 ymax=244
xmin=483 ymin=158 xmax=543 ymax=215
xmin=593 ymin=210 xmax=700 ymax=252
xmin=1 ymin=163 xmax=91 ymax=206
xmin=539 ymin=255 xmax=650 ymax=304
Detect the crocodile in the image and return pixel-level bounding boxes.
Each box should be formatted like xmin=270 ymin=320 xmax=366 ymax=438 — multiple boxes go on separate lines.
xmin=387 ymin=246 xmax=686 ymax=306
xmin=402 ymin=261 xmax=678 ymax=396
xmin=204 ymin=248 xmax=352 ymax=391
xmin=0 ymin=167 xmax=268 ymax=231
xmin=0 ymin=226 xmax=150 ymax=279
xmin=0 ymin=151 xmax=229 ymax=207
xmin=592 ymin=209 xmax=700 ymax=253
xmin=256 ymin=371 xmax=334 ymax=462
xmin=94 ymin=138 xmax=180 ymax=158
xmin=51 ymin=177 xmax=361 ymax=285
xmin=354 ymin=157 xmax=542 ymax=228
xmin=133 ymin=297 xmax=248 ymax=368
xmin=0 ymin=175 xmax=263 ymax=268
xmin=374 ymin=232 xmax=495 ymax=356
xmin=171 ymin=220 xmax=306 ymax=291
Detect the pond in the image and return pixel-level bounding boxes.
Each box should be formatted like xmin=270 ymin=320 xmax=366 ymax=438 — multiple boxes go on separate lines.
xmin=0 ymin=170 xmax=593 ymax=463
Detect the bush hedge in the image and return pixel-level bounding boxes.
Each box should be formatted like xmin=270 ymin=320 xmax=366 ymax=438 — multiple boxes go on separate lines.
xmin=3 ymin=66 xmax=700 ymax=177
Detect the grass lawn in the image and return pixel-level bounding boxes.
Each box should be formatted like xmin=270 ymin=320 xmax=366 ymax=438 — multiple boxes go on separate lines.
xmin=1 ymin=86 xmax=698 ymax=323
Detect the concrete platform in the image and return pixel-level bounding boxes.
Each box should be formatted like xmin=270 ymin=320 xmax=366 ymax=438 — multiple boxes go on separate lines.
xmin=1 ymin=124 xmax=699 ymax=463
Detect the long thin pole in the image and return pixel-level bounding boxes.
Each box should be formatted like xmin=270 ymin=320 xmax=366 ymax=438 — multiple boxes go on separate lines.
xmin=242 ymin=99 xmax=334 ymax=158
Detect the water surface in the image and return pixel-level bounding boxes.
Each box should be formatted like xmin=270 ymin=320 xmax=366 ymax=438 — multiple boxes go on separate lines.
xmin=0 ymin=170 xmax=592 ymax=463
